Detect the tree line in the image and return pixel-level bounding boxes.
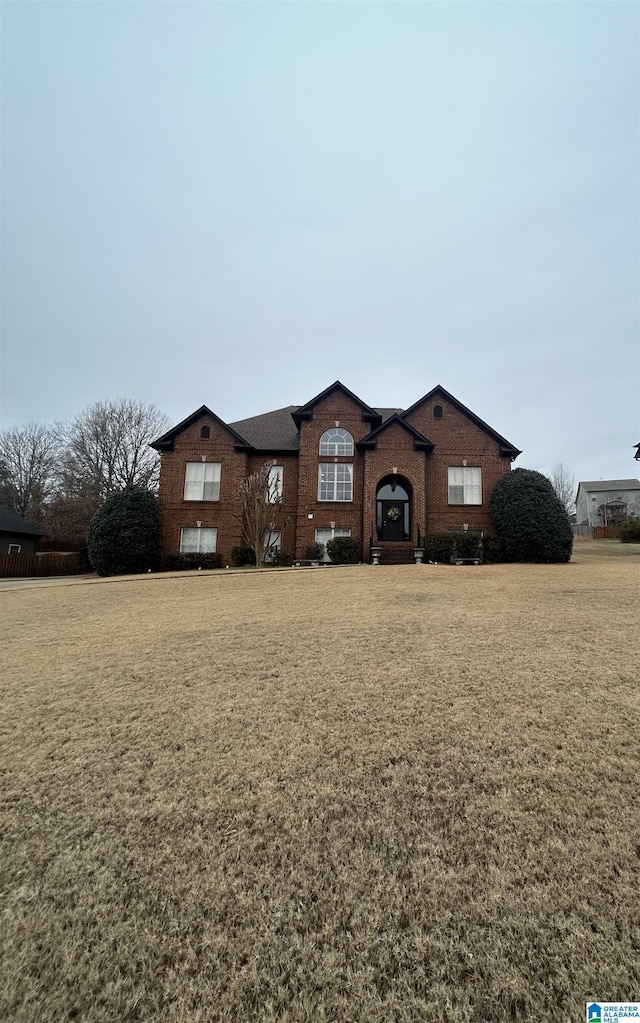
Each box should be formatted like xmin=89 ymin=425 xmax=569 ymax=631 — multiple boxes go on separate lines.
xmin=0 ymin=399 xmax=169 ymax=543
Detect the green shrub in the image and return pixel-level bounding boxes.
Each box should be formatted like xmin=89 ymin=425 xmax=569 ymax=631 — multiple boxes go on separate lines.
xmin=231 ymin=545 xmax=256 ymax=567
xmin=619 ymin=518 xmax=640 ymax=542
xmin=423 ymin=532 xmax=483 ymax=563
xmin=87 ymin=487 xmax=161 ymax=576
xmin=326 ymin=536 xmax=360 ymax=563
xmin=303 ymin=543 xmax=324 ymax=561
xmin=480 ymin=535 xmax=503 ymax=564
xmin=490 ymin=468 xmax=573 ymax=563
xmin=162 ymin=552 xmax=222 ymax=571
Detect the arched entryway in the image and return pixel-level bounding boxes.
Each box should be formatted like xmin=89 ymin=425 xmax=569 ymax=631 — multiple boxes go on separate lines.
xmin=376 ymin=475 xmax=412 ymax=542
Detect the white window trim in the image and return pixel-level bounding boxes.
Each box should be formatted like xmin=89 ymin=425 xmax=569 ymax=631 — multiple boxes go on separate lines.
xmin=267 ymin=465 xmax=283 ymax=502
xmin=8 ymin=543 xmax=21 ymax=554
xmin=180 ymin=527 xmax=217 ymax=554
xmin=184 ymin=462 xmax=221 ymax=502
xmin=315 ymin=527 xmax=351 ymax=562
xmin=318 ymin=463 xmax=353 ymax=502
xmin=448 ymin=467 xmax=482 ymax=506
xmin=319 ymin=428 xmax=354 ymax=456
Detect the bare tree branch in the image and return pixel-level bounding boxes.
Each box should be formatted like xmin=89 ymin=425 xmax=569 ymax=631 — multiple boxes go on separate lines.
xmin=62 ymin=399 xmax=170 ymax=499
xmin=0 ymin=422 xmax=61 ymax=519
xmin=550 ymin=462 xmax=576 ymax=516
xmin=238 ymin=463 xmax=285 ymax=567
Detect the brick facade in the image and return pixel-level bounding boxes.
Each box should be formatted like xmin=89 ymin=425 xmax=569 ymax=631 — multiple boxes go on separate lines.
xmin=151 ymin=383 xmax=521 ymax=564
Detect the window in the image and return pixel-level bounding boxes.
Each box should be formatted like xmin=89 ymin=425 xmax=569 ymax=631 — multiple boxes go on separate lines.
xmin=263 ymin=529 xmax=281 ymax=562
xmin=448 ymin=467 xmax=482 ymax=505
xmin=184 ymin=462 xmax=221 ymax=501
xmin=315 ymin=527 xmax=350 ymax=562
xmin=180 ymin=527 xmax=217 ymax=553
xmin=318 ymin=463 xmax=353 ymax=501
xmin=319 ymin=428 xmax=354 ymax=456
xmin=267 ymin=465 xmax=283 ymax=502
xmin=8 ymin=543 xmax=21 ymax=554
xmin=200 ymin=425 xmax=211 ymax=439
xmin=433 ymin=405 xmax=443 ymax=419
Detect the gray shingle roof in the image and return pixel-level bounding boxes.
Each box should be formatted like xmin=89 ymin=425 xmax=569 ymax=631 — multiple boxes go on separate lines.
xmin=229 ymin=406 xmax=301 ymax=451
xmin=578 ymin=479 xmax=640 ymax=492
xmin=0 ymin=506 xmax=44 ymax=536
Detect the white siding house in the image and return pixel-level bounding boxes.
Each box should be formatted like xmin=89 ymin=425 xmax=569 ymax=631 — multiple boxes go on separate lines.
xmin=575 ymin=479 xmax=640 ymax=527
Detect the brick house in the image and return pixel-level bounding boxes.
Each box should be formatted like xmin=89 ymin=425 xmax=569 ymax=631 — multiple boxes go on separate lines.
xmin=151 ymin=381 xmax=521 ymax=564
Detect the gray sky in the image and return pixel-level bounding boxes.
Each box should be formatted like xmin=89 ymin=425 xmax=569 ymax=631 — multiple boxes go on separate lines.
xmin=1 ymin=1 xmax=638 ymax=485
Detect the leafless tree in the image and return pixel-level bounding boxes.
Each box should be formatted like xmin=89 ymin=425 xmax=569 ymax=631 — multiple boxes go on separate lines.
xmin=0 ymin=422 xmax=61 ymax=519
xmin=550 ymin=462 xmax=576 ymax=517
xmin=238 ymin=462 xmax=285 ymax=567
xmin=62 ymin=399 xmax=170 ymax=500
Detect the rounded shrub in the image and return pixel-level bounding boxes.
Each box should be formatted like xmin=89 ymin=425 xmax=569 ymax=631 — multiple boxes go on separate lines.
xmin=231 ymin=545 xmax=256 ymax=567
xmin=619 ymin=518 xmax=640 ymax=542
xmin=326 ymin=536 xmax=360 ymax=563
xmin=490 ymin=468 xmax=573 ymax=563
xmin=87 ymin=487 xmax=161 ymax=576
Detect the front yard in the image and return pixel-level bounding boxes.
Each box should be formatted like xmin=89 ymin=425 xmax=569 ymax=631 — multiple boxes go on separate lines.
xmin=1 ymin=543 xmax=639 ymax=1022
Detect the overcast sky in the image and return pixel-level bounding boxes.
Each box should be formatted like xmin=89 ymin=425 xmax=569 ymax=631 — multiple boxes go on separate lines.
xmin=1 ymin=1 xmax=638 ymax=484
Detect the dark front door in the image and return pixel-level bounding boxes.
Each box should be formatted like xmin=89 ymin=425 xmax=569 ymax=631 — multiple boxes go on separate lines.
xmin=381 ymin=500 xmax=406 ymax=541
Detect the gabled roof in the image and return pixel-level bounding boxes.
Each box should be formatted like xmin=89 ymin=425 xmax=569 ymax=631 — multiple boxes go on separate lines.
xmin=291 ymin=381 xmax=382 ymax=429
xmin=357 ymin=413 xmax=434 ymax=452
xmin=0 ymin=506 xmax=44 ymax=537
xmin=229 ymin=406 xmax=301 ymax=452
xmin=577 ymin=479 xmax=640 ymax=493
xmin=150 ymin=405 xmax=252 ymax=452
xmin=402 ymin=385 xmax=521 ymax=458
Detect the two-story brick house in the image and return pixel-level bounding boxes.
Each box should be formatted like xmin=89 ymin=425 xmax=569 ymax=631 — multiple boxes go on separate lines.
xmin=151 ymin=381 xmax=521 ymax=564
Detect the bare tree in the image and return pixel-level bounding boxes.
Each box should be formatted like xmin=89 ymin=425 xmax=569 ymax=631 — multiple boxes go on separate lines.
xmin=62 ymin=399 xmax=170 ymax=499
xmin=550 ymin=462 xmax=576 ymax=517
xmin=238 ymin=462 xmax=285 ymax=567
xmin=0 ymin=422 xmax=61 ymax=519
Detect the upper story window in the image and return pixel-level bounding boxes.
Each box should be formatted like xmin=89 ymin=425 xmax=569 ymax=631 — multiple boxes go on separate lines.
xmin=433 ymin=405 xmax=443 ymax=419
xmin=267 ymin=465 xmax=283 ymax=502
xmin=448 ymin=467 xmax=482 ymax=505
xmin=184 ymin=462 xmax=221 ymax=501
xmin=319 ymin=428 xmax=354 ymax=456
xmin=318 ymin=463 xmax=353 ymax=501
xmin=200 ymin=425 xmax=211 ymax=439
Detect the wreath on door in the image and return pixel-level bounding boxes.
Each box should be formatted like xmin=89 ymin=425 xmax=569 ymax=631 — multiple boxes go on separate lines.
xmin=386 ymin=505 xmax=401 ymax=521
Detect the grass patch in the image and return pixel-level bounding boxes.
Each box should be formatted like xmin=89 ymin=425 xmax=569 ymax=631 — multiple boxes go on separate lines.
xmin=1 ymin=544 xmax=639 ymax=1021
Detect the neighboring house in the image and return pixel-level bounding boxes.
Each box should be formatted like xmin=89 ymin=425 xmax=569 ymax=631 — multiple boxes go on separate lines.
xmin=151 ymin=381 xmax=521 ymax=564
xmin=575 ymin=479 xmax=640 ymax=528
xmin=0 ymin=506 xmax=44 ymax=554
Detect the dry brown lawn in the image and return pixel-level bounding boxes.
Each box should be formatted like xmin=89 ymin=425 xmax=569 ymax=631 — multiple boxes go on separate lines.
xmin=1 ymin=542 xmax=639 ymax=1022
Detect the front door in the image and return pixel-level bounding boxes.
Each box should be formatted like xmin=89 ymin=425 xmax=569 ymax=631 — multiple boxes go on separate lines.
xmin=380 ymin=500 xmax=406 ymax=541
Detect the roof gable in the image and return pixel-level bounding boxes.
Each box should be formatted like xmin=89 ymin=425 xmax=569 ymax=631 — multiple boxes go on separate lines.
xmin=0 ymin=506 xmax=44 ymax=537
xmin=292 ymin=381 xmax=382 ymax=429
xmin=150 ymin=405 xmax=251 ymax=452
xmin=358 ymin=413 xmax=434 ymax=452
xmin=402 ymin=385 xmax=521 ymax=458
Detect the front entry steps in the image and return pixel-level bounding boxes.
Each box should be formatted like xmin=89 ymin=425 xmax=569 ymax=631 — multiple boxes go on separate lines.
xmin=373 ymin=542 xmax=416 ymax=565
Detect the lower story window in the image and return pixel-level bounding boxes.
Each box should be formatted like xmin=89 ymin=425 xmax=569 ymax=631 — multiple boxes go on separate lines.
xmin=180 ymin=527 xmax=217 ymax=553
xmin=8 ymin=543 xmax=21 ymax=554
xmin=448 ymin=467 xmax=482 ymax=505
xmin=315 ymin=527 xmax=351 ymax=562
xmin=263 ymin=530 xmax=281 ymax=563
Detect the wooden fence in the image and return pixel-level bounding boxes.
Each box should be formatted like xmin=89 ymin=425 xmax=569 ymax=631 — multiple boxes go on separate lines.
xmin=593 ymin=526 xmax=621 ymax=540
xmin=0 ymin=550 xmax=91 ymax=579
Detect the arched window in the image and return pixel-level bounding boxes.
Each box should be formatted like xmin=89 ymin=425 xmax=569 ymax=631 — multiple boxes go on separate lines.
xmin=319 ymin=427 xmax=354 ymax=456
xmin=433 ymin=405 xmax=443 ymax=419
xmin=200 ymin=425 xmax=211 ymax=439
